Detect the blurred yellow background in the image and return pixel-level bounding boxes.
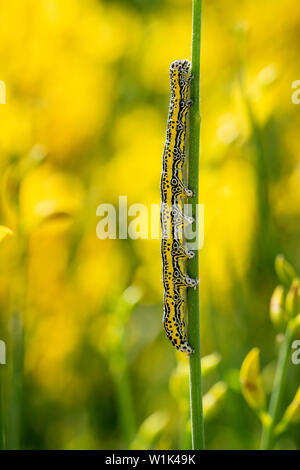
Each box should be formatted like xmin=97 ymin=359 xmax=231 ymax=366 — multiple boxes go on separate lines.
xmin=0 ymin=0 xmax=299 ymax=450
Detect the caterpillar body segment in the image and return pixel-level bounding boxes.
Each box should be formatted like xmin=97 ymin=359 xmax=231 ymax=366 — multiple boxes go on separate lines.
xmin=163 ymin=289 xmax=194 ymax=355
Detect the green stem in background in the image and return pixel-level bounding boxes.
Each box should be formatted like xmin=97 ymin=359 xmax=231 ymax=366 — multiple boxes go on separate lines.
xmin=179 ymin=409 xmax=192 ymax=450
xmin=108 ymin=291 xmax=138 ymax=449
xmin=7 ymin=311 xmax=24 ymax=450
xmin=187 ymin=0 xmax=205 ymax=451
xmin=0 ymin=365 xmax=5 ymax=449
xmin=6 ymin=225 xmax=28 ymax=450
xmin=111 ymin=344 xmax=136 ymax=449
xmin=260 ymin=325 xmax=294 ymax=450
xmin=237 ymin=65 xmax=275 ymax=271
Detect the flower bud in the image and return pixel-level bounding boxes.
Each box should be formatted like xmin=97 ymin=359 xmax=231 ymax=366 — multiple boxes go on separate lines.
xmin=290 ymin=314 xmax=300 ymax=337
xmin=240 ymin=348 xmax=266 ymax=410
xmin=270 ymin=285 xmax=286 ymax=330
xmin=285 ymin=278 xmax=300 ymax=319
xmin=275 ymin=255 xmax=296 ymax=288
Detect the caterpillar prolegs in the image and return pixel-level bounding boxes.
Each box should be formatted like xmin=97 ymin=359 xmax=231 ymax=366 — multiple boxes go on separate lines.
xmin=160 ymin=60 xmax=199 ymax=356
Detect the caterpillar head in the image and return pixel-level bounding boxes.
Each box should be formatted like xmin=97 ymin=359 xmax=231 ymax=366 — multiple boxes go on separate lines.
xmin=179 ymin=341 xmax=194 ymax=356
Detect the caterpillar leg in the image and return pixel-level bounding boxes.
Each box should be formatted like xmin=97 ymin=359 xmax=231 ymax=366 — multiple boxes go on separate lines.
xmin=171 ymin=240 xmax=194 ymax=260
xmin=171 ymin=206 xmax=194 ymax=235
xmin=179 ymin=99 xmax=193 ymax=111
xmin=173 ymin=264 xmax=199 ymax=289
xmin=172 ymin=204 xmax=194 ymax=225
xmin=171 ymin=175 xmax=194 ymax=198
xmin=178 ymin=276 xmax=199 ymax=289
xmin=173 ymin=219 xmax=193 ymax=239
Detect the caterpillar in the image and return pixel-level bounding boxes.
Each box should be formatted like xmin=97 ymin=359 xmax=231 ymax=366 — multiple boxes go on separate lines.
xmin=160 ymin=60 xmax=199 ymax=356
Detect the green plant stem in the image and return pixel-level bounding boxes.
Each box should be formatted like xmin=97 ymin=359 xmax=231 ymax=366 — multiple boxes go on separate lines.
xmin=0 ymin=365 xmax=5 ymax=449
xmin=260 ymin=325 xmax=294 ymax=450
xmin=179 ymin=409 xmax=192 ymax=450
xmin=109 ymin=298 xmax=136 ymax=449
xmin=238 ymin=66 xmax=275 ymax=270
xmin=7 ymin=228 xmax=27 ymax=450
xmin=111 ymin=348 xmax=136 ymax=449
xmin=7 ymin=311 xmax=24 ymax=450
xmin=187 ymin=0 xmax=205 ymax=451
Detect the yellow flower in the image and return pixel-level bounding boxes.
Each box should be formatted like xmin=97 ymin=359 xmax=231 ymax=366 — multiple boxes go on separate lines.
xmin=0 ymin=225 xmax=13 ymax=243
xmin=240 ymin=348 xmax=266 ymax=410
xmin=276 ymin=387 xmax=300 ymax=435
xmin=202 ymin=352 xmax=221 ymax=377
xmin=203 ymin=382 xmax=227 ymax=421
xmin=283 ymin=387 xmax=300 ymax=424
xmin=130 ymin=411 xmax=168 ymax=451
